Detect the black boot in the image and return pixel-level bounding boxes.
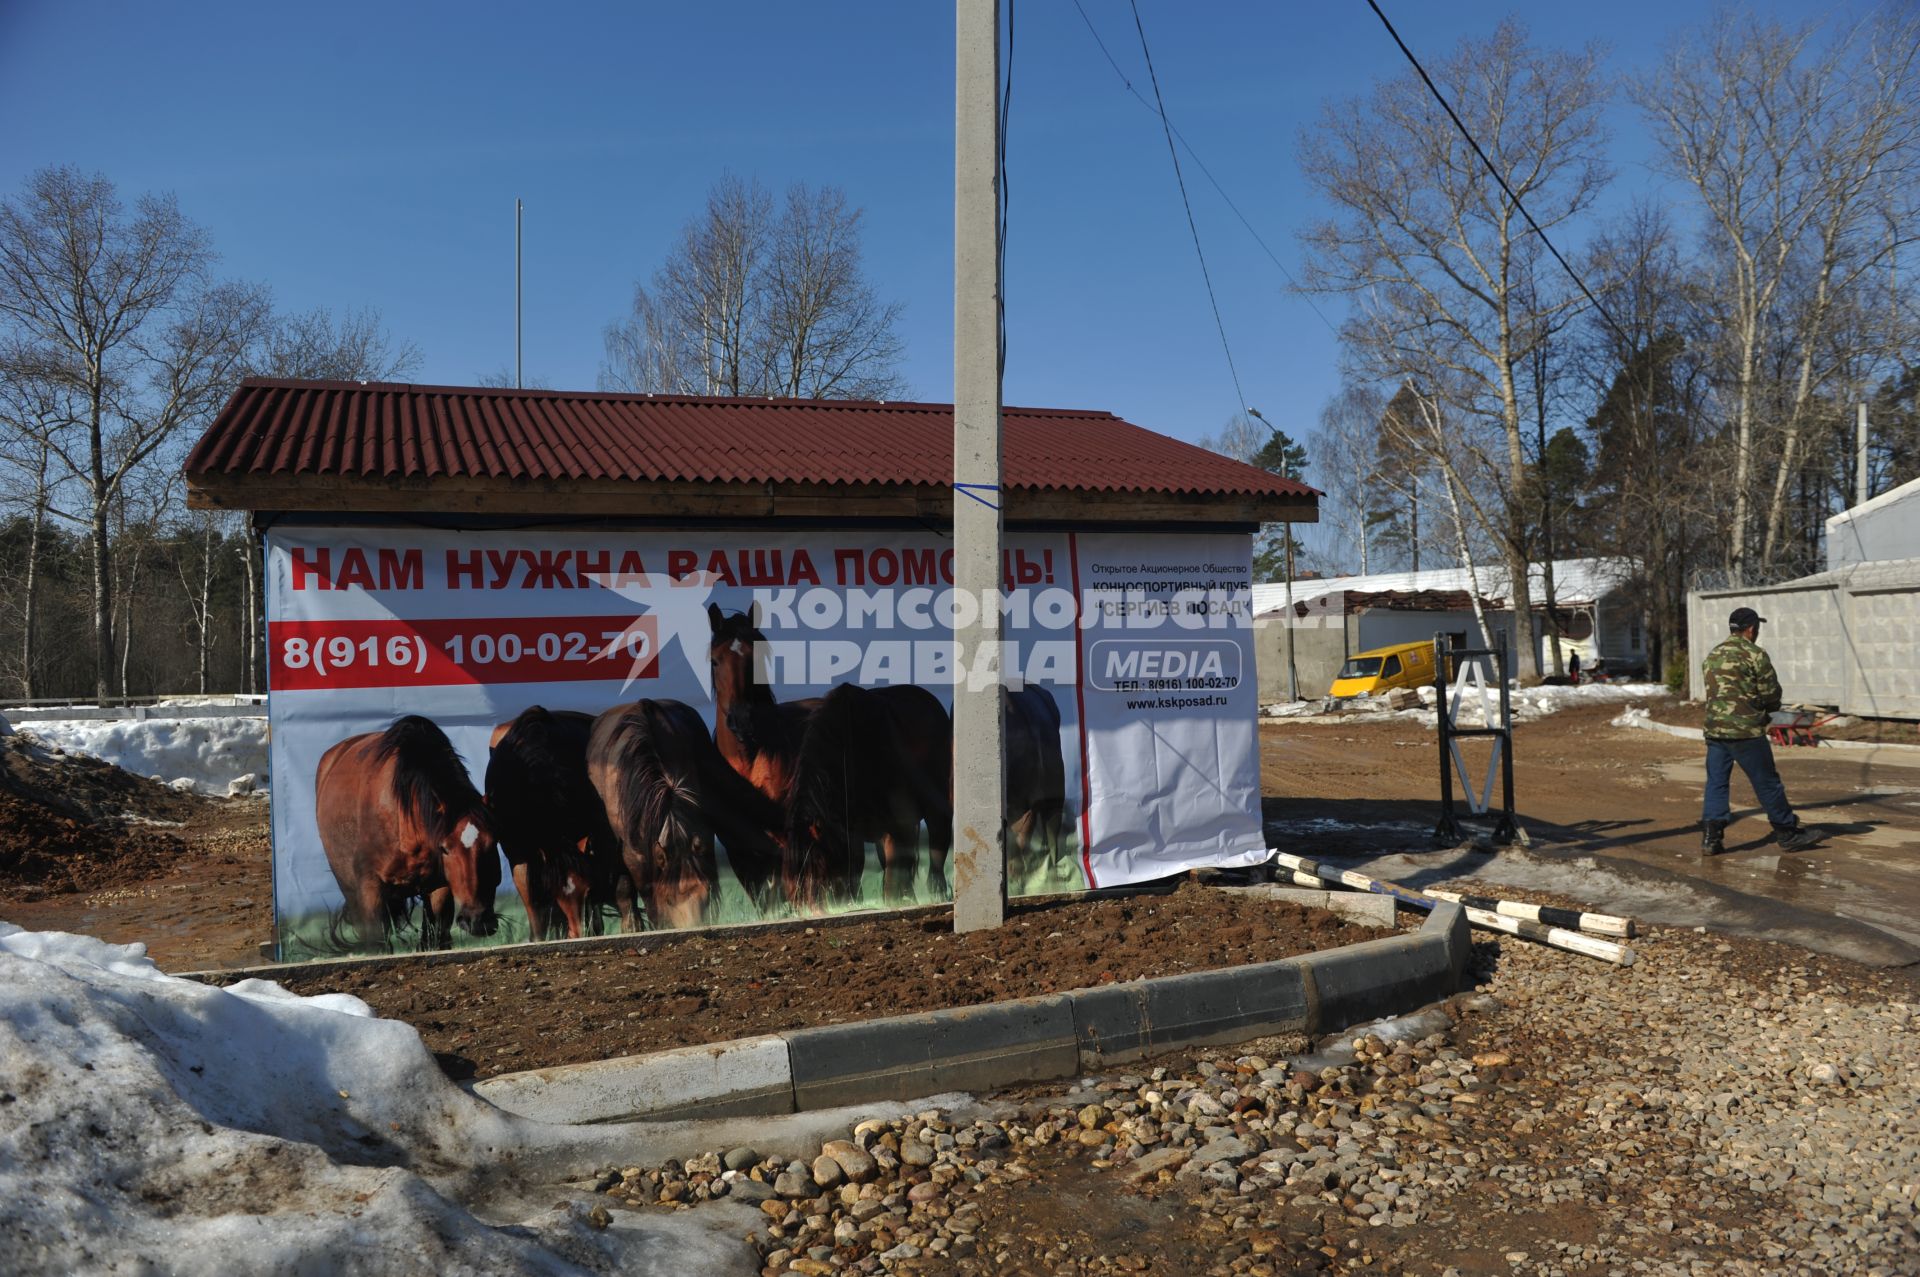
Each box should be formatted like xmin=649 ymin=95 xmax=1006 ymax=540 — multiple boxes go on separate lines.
xmin=1700 ymin=820 xmax=1728 ymax=856
xmin=1775 ymin=823 xmax=1820 ymax=852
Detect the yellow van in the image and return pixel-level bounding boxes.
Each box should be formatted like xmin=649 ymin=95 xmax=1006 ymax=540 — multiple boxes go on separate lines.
xmin=1328 ymin=640 xmax=1437 ymax=698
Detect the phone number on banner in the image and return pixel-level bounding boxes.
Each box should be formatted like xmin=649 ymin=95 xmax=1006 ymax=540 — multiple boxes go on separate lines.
xmin=268 ymin=617 xmax=659 ymax=690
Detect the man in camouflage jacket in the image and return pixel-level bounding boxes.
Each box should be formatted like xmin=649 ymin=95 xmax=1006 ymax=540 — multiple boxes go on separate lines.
xmin=1700 ymin=607 xmax=1818 ymax=854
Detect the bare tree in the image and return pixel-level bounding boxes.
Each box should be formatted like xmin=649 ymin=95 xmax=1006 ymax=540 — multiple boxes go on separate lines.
xmin=1299 ymin=20 xmax=1611 ymax=679
xmin=1635 ymin=10 xmax=1920 ymax=580
xmin=175 ymin=508 xmax=222 ymax=695
xmin=0 ymin=167 xmax=268 ymax=699
xmin=601 ymin=175 xmax=907 ymax=400
xmin=1385 ymin=380 xmax=1497 ymax=649
xmin=475 ymin=369 xmax=551 ymax=389
xmin=112 ymin=466 xmax=178 ymax=697
xmin=0 ymin=356 xmax=74 ymax=697
xmin=253 ymin=306 xmax=421 ymax=382
xmin=764 ymin=184 xmax=906 ymax=398
xmin=1581 ymin=205 xmax=1716 ymax=680
xmin=1312 ymin=384 xmax=1391 ymax=573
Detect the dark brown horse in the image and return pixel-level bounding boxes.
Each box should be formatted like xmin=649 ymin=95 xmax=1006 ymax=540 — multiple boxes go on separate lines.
xmin=315 ymin=716 xmax=501 ymax=950
xmin=708 ymin=604 xmax=954 ymax=902
xmin=585 ymin=698 xmax=786 ymax=929
xmin=707 ymin=603 xmax=820 ymax=808
xmin=1005 ymin=684 xmax=1069 ymax=882
xmin=485 ymin=707 xmax=626 ymax=940
xmin=784 ymin=682 xmax=954 ymax=908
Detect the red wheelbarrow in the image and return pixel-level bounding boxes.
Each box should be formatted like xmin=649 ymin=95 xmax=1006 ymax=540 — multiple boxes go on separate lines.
xmin=1768 ymin=706 xmax=1838 ymax=747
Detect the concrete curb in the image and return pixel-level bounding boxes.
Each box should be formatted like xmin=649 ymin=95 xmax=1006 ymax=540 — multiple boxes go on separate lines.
xmin=475 ymin=901 xmax=1469 ymax=1124
xmin=474 ymin=1034 xmax=794 ymax=1125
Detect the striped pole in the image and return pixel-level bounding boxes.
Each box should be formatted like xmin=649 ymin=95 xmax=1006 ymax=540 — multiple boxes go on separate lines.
xmin=1270 ymin=852 xmax=1637 ymax=967
xmin=1422 ymin=888 xmax=1635 ymax=938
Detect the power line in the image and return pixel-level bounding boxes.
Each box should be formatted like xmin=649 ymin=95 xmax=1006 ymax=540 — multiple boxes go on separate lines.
xmin=1127 ymin=0 xmax=1248 ymax=420
xmin=1362 ymin=0 xmax=1631 ymax=348
xmin=1069 ymin=0 xmax=1343 ymax=342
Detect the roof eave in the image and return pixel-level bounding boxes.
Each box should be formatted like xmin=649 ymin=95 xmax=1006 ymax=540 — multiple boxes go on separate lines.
xmin=186 ymin=470 xmax=1317 ymax=526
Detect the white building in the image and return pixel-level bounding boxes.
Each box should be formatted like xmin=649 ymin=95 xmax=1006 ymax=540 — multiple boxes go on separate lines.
xmin=1251 ymin=557 xmax=1645 ymax=699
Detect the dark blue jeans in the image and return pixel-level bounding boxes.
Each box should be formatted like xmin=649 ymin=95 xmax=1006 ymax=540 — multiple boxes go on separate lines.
xmin=1703 ymin=736 xmax=1797 ymax=829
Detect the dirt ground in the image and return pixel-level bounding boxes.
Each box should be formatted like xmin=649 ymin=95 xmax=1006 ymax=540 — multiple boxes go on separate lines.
xmin=225 ymin=883 xmax=1365 ymax=1080
xmin=1260 ymin=700 xmax=1920 ymax=957
xmin=0 ymin=732 xmax=274 ymax=970
xmin=8 ymin=701 xmax=1920 ymax=1274
xmin=7 ymin=698 xmax=1918 ymax=973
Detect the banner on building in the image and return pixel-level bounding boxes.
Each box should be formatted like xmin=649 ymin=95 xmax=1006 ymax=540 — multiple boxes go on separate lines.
xmin=264 ymin=525 xmax=1263 ymax=961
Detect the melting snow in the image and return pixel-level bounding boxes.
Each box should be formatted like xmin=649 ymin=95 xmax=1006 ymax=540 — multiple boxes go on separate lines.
xmin=1265 ymin=681 xmax=1671 ymax=729
xmin=0 ymin=924 xmax=761 ymax=1275
xmin=20 ymin=715 xmax=268 ymax=796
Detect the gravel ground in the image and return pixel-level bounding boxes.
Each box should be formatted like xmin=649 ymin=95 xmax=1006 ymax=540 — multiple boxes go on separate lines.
xmin=587 ymin=897 xmax=1920 ymax=1276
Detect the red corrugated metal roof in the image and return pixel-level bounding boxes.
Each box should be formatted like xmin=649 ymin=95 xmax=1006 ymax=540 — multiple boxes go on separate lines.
xmin=183 ymin=379 xmax=1317 ymax=500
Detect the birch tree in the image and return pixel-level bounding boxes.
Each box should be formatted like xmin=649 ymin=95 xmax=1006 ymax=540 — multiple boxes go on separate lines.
xmin=253 ymin=306 xmax=421 ymax=383
xmin=0 ymin=356 xmax=70 ymax=698
xmin=601 ymin=175 xmax=906 ymax=400
xmin=0 ymin=167 xmax=268 ymax=699
xmin=1635 ymin=10 xmax=1920 ymax=580
xmin=1299 ymin=20 xmax=1611 ymax=679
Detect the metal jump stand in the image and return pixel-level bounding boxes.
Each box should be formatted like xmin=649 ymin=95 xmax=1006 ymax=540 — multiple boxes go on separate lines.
xmin=1433 ymin=631 xmax=1521 ymax=847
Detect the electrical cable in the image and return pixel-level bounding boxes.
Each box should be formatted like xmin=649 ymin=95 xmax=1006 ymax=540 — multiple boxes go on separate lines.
xmin=1070 ymin=0 xmax=1343 ymax=342
xmin=1128 ymin=0 xmax=1248 ymax=420
xmin=1362 ymin=0 xmax=1631 ymax=348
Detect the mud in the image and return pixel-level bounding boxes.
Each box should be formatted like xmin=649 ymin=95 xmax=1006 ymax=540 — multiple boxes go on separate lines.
xmin=0 ymin=733 xmax=202 ymax=900
xmin=240 ymin=883 xmax=1366 ymax=1080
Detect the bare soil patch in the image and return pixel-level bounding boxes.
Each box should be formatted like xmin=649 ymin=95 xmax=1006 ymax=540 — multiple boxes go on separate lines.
xmin=0 ymin=733 xmax=202 ymax=900
xmin=242 ymin=882 xmax=1370 ymax=1080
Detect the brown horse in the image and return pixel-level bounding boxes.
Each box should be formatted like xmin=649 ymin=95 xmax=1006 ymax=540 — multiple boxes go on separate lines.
xmin=485 ymin=707 xmax=627 ymax=940
xmin=708 ymin=604 xmax=954 ymax=901
xmin=315 ymin=716 xmax=501 ymax=951
xmin=585 ymin=698 xmax=786 ymax=929
xmin=784 ymin=682 xmax=954 ymax=908
xmin=707 ymin=603 xmax=820 ymax=808
xmin=1005 ymin=684 xmax=1069 ymax=882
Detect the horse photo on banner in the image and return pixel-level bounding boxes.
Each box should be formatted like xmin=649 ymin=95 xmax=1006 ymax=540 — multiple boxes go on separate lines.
xmin=262 ymin=524 xmax=1261 ymax=962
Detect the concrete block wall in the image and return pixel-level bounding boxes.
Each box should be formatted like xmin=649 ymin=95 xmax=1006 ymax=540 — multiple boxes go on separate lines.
xmin=1690 ymin=571 xmax=1920 ymax=720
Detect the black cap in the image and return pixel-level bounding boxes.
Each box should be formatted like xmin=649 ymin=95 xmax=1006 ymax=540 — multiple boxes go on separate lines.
xmin=1729 ymin=606 xmax=1766 ymax=631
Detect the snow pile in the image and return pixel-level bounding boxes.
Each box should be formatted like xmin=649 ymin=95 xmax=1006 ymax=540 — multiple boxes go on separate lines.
xmin=0 ymin=923 xmax=762 ymax=1275
xmin=1264 ymin=681 xmax=1671 ymax=729
xmin=1262 ymin=694 xmax=1423 ymax=723
xmin=21 ymin=714 xmax=268 ymax=796
xmin=1458 ymin=680 xmax=1671 ymax=727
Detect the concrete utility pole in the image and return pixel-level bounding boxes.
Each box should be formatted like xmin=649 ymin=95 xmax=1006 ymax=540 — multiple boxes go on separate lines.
xmin=952 ymin=0 xmax=1006 ymax=933
xmin=1857 ymin=401 xmax=1869 ymax=508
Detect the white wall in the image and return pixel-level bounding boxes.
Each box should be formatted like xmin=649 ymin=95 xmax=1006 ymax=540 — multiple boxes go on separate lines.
xmin=1848 ymin=587 xmax=1920 ymax=718
xmin=1690 ymin=560 xmax=1920 ymax=719
xmin=1827 ymin=476 xmax=1920 ymax=569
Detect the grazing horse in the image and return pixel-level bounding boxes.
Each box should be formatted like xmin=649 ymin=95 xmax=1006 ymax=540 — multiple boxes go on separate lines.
xmin=1005 ymin=684 xmax=1069 ymax=882
xmin=784 ymin=682 xmax=954 ymax=908
xmin=485 ymin=707 xmax=625 ymax=940
xmin=315 ymin=716 xmax=501 ymax=950
xmin=585 ymin=699 xmax=786 ymax=929
xmin=708 ymin=604 xmax=954 ymax=900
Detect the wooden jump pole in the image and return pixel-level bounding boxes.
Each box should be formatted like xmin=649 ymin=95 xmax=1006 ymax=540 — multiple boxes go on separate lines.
xmin=1421 ymin=888 xmax=1636 ymax=938
xmin=1269 ymin=851 xmax=1637 ymax=967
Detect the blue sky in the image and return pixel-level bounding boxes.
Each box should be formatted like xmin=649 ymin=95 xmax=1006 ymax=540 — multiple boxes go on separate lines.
xmin=1 ymin=0 xmax=1831 ymax=452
